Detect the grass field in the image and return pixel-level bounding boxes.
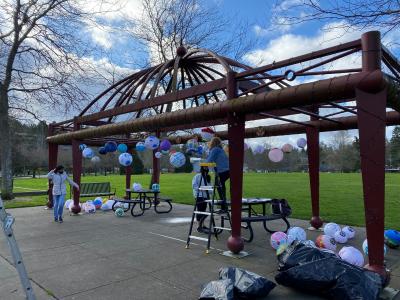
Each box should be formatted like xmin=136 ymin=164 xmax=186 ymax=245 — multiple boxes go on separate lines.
xmin=7 ymin=172 xmax=400 ymax=229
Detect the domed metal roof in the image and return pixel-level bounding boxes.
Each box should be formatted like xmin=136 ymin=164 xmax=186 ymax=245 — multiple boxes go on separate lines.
xmin=79 ymin=47 xmax=266 ymax=121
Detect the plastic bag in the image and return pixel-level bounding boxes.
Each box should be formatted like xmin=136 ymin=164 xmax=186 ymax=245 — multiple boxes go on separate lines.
xmin=219 ymin=267 xmax=276 ymax=299
xmin=199 ymin=279 xmax=234 ymax=300
xmin=275 ymin=242 xmax=383 ymax=300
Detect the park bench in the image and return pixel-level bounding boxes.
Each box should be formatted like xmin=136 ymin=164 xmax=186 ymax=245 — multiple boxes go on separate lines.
xmin=79 ymin=182 xmax=116 ymax=198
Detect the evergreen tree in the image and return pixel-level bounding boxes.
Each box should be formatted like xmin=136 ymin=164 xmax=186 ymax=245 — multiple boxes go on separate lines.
xmin=390 ymin=126 xmax=400 ymax=167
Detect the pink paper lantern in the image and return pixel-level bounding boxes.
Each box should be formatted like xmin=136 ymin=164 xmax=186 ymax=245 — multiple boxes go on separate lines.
xmin=268 ymin=148 xmax=284 ymax=162
xmin=281 ymin=143 xmax=293 ymax=153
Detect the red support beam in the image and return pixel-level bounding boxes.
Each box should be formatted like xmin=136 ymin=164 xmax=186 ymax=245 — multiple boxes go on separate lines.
xmin=357 ymin=31 xmax=388 ymax=279
xmin=306 ymin=126 xmax=322 ymax=229
xmin=47 ymin=124 xmax=58 ymax=208
xmin=150 ymin=131 xmax=161 ymax=187
xmin=71 ymin=121 xmax=82 ymax=214
xmin=125 ymin=147 xmax=133 ymax=198
xmin=226 ymin=71 xmax=245 ymax=254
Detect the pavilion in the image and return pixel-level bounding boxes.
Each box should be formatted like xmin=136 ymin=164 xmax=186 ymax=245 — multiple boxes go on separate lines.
xmin=47 ymin=31 xmax=400 ymax=280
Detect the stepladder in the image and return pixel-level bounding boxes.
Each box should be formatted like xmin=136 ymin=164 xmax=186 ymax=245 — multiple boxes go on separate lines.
xmin=186 ymin=162 xmax=232 ymax=253
xmin=0 ymin=197 xmax=36 ymax=300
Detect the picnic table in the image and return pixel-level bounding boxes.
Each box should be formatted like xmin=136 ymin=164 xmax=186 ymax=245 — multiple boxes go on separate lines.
xmin=112 ymin=189 xmax=172 ymax=217
xmin=238 ymin=198 xmax=291 ymax=243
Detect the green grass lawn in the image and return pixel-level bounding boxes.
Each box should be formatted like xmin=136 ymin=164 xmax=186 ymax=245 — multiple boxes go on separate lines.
xmin=7 ymin=172 xmax=400 ymax=229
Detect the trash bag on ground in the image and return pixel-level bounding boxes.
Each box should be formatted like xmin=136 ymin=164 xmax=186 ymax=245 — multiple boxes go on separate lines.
xmin=219 ymin=267 xmax=276 ymax=299
xmin=199 ymin=279 xmax=234 ymax=300
xmin=275 ymin=242 xmax=383 ymax=300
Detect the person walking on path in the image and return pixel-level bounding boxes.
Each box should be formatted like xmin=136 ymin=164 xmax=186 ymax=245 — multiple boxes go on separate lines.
xmin=47 ymin=165 xmax=79 ymax=223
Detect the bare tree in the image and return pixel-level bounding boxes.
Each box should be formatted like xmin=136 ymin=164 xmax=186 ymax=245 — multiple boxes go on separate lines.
xmin=129 ymin=0 xmax=253 ymax=65
xmin=273 ymin=0 xmax=400 ymax=35
xmin=0 ymin=0 xmax=117 ymax=199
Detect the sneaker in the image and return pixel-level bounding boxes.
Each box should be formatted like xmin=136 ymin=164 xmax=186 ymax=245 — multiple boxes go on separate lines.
xmin=215 ymin=209 xmax=228 ymax=215
xmin=58 ymin=217 xmax=63 ymax=223
xmin=54 ymin=218 xmax=58 ymax=222
xmin=196 ymin=227 xmax=204 ymax=233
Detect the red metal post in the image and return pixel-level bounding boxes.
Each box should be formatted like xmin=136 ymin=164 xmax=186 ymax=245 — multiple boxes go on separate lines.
xmin=150 ymin=131 xmax=161 ymax=187
xmin=357 ymin=30 xmax=388 ymax=278
xmin=47 ymin=123 xmax=58 ymax=208
xmin=226 ymin=71 xmax=245 ymax=254
xmin=71 ymin=121 xmax=82 ymax=214
xmin=125 ymin=147 xmax=132 ymax=198
xmin=306 ymin=121 xmax=323 ymax=229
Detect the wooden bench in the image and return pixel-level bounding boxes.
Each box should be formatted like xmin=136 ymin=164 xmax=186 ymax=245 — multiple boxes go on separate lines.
xmin=79 ymin=182 xmax=116 ymax=198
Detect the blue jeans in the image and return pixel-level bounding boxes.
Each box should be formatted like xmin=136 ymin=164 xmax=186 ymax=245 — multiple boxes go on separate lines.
xmin=53 ymin=194 xmax=65 ymax=220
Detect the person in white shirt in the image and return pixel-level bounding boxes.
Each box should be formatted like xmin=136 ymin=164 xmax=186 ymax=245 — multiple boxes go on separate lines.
xmin=192 ymin=167 xmax=211 ymax=233
xmin=47 ymin=165 xmax=79 ymax=223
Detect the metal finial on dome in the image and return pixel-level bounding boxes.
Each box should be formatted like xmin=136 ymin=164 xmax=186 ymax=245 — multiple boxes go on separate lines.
xmin=176 ymin=45 xmax=187 ymax=57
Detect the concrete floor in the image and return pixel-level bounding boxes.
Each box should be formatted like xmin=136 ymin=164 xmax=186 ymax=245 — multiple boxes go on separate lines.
xmin=0 ymin=204 xmax=399 ymax=299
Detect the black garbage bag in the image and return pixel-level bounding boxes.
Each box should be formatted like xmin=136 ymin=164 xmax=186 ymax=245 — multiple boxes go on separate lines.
xmin=219 ymin=267 xmax=276 ymax=299
xmin=275 ymin=242 xmax=383 ymax=300
xmin=199 ymin=279 xmax=234 ymax=300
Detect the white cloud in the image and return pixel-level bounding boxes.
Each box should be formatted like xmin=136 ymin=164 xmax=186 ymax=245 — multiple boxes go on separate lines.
xmin=253 ymin=25 xmax=269 ymax=37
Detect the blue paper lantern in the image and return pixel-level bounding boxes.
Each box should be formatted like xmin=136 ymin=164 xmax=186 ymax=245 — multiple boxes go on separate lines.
xmin=145 ymin=136 xmax=160 ymax=150
xmin=105 ymin=141 xmax=118 ymax=152
xmin=117 ymin=143 xmax=128 ymax=153
xmin=170 ymin=152 xmax=186 ymax=168
xmin=118 ymin=153 xmax=133 ymax=166
xmin=79 ymin=144 xmax=87 ymax=151
xmin=98 ymin=147 xmax=107 ymax=155
xmin=136 ymin=142 xmax=146 ymax=152
xmin=385 ymin=229 xmax=400 ymax=248
xmin=82 ymin=147 xmax=94 ymax=159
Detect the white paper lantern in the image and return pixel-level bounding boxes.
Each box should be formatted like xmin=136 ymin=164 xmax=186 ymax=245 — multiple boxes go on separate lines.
xmin=132 ymin=183 xmax=143 ymax=192
xmin=342 ymin=226 xmax=356 ymax=239
xmin=287 ymin=227 xmax=307 ymax=243
xmin=268 ymin=148 xmax=284 ymax=163
xmin=145 ymin=136 xmax=160 ymax=150
xmin=155 ymin=151 xmax=162 ymax=159
xmin=324 ymin=222 xmax=341 ymax=237
xmin=282 ymin=143 xmax=293 ymax=153
xmin=334 ymin=230 xmax=348 ymax=244
xmin=64 ymin=199 xmax=73 ymax=209
xmin=296 ymin=138 xmax=307 ymax=148
xmin=91 ymin=156 xmax=100 ymax=164
xmin=82 ymin=147 xmax=94 ymax=159
xmin=170 ymin=152 xmax=186 ymax=168
xmin=339 ymin=246 xmax=364 ymax=267
xmin=362 ymin=239 xmax=387 ymax=256
xmin=118 ymin=153 xmax=133 ymax=166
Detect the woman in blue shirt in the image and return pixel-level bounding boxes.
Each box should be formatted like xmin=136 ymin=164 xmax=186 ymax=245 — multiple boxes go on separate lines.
xmin=207 ymin=137 xmax=229 ymax=210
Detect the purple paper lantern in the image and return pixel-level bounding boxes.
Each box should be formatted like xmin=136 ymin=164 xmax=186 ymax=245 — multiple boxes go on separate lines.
xmin=160 ymin=139 xmax=172 ymax=152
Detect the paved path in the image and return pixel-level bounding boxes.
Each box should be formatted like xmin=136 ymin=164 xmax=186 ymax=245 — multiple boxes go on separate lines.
xmin=0 ymin=204 xmax=399 ymax=299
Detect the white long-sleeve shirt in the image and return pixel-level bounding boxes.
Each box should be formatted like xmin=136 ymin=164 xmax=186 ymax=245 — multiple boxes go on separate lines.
xmin=192 ymin=173 xmax=212 ymax=198
xmin=47 ymin=170 xmax=78 ymax=195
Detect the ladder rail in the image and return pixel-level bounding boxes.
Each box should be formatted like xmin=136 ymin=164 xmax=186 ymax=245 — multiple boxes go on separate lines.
xmin=0 ymin=197 xmax=36 ymax=300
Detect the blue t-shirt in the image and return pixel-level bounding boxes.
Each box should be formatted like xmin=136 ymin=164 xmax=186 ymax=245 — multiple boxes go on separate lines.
xmin=207 ymin=146 xmax=229 ymax=173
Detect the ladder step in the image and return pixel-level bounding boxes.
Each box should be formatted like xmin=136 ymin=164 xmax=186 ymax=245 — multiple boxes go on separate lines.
xmin=193 ymin=211 xmax=211 ymax=215
xmin=199 ymin=186 xmax=214 ymax=191
xmin=213 ymin=226 xmax=231 ymax=231
xmin=189 ymin=235 xmax=209 ymax=242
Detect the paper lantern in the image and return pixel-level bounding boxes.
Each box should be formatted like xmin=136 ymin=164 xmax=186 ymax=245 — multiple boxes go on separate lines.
xmin=155 ymin=151 xmax=162 ymax=159
xmin=316 ymin=234 xmax=337 ymax=251
xmin=281 ymin=143 xmax=293 ymax=153
xmin=200 ymin=127 xmax=215 ymax=141
xmin=105 ymin=141 xmax=118 ymax=152
xmin=160 ymin=139 xmax=172 ymax=151
xmin=268 ymin=148 xmax=284 ymax=163
xmin=342 ymin=226 xmax=356 ymax=239
xmin=161 ymin=149 xmax=169 ymax=155
xmin=100 ymin=203 xmax=111 ymax=211
xmin=98 ymin=147 xmax=107 ymax=155
xmin=253 ymin=144 xmax=265 ymax=155
xmin=384 ymin=229 xmax=400 ymax=248
xmin=135 ymin=142 xmax=146 ymax=152
xmin=145 ymin=136 xmax=160 ymax=150
xmin=362 ymin=239 xmax=387 ymax=256
xmin=79 ymin=144 xmax=87 ymax=151
xmin=152 ymin=183 xmax=160 ymax=192
xmin=339 ymin=246 xmax=364 ymax=267
xmin=324 ymin=223 xmax=341 ymax=237
xmin=91 ymin=156 xmax=100 ymax=164
xmin=296 ymin=138 xmax=307 ymax=148
xmin=64 ymin=199 xmax=73 ymax=209
xmin=84 ymin=201 xmax=96 ymax=213
xmin=301 ymin=240 xmax=316 ymax=248
xmin=334 ymin=230 xmax=348 ymax=244
xmin=115 ymin=208 xmax=124 ymax=217
xmin=93 ymin=198 xmax=102 ymax=209
xmin=118 ymin=153 xmax=133 ymax=166
xmin=117 ymin=143 xmax=128 ymax=153
xmin=132 ymin=183 xmax=143 ymax=192
xmin=186 ymin=139 xmax=199 ymax=155
xmin=170 ymin=152 xmax=186 ymax=168
xmin=287 ymin=227 xmax=307 ymax=244
xmin=270 ymin=232 xmax=288 ymax=250
xmin=82 ymin=147 xmax=94 ymax=159
xmin=68 ymin=201 xmax=81 ymax=212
